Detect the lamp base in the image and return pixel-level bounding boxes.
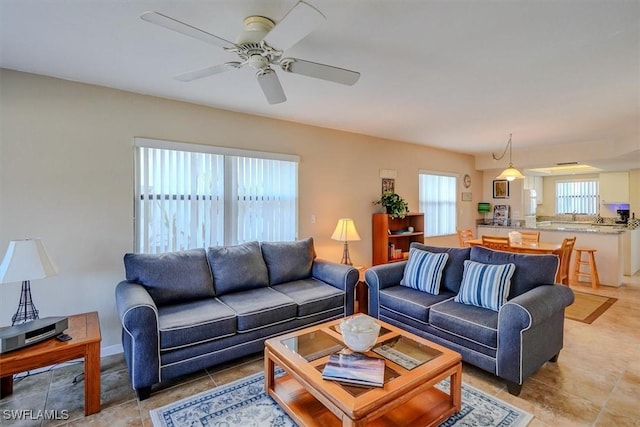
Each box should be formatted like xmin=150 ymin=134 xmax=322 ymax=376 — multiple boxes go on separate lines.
xmin=11 ymin=280 xmax=39 ymax=326
xmin=340 ymin=241 xmax=353 ymax=266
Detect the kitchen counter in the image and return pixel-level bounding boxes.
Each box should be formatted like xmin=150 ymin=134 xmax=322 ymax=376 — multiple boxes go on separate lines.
xmin=477 ymin=225 xmax=639 ymax=286
xmin=478 ymin=222 xmax=628 ymax=234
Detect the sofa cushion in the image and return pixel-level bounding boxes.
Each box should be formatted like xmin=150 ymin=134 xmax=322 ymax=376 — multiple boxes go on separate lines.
xmin=207 ymin=241 xmax=269 ymax=295
xmin=157 ymin=299 xmax=236 ymax=350
xmin=455 ymin=260 xmax=516 ymax=311
xmin=379 ymin=285 xmax=456 ymax=323
xmin=124 ymin=248 xmax=214 ymax=306
xmin=218 ymin=287 xmax=297 ymax=332
xmin=272 ymin=278 xmax=344 ymax=317
xmin=429 ymin=299 xmax=498 ymax=350
xmin=261 ymin=238 xmax=316 ymax=285
xmin=400 ymin=248 xmax=449 ymax=294
xmin=470 ymin=246 xmax=559 ymax=298
xmin=409 ymin=243 xmax=471 ymax=294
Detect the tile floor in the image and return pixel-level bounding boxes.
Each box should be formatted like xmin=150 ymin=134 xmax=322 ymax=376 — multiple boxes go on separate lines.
xmin=1 ymin=274 xmax=639 ymax=427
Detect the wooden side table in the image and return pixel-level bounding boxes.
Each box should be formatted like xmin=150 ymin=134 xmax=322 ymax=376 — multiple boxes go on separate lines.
xmin=355 ymin=266 xmax=369 ymax=314
xmin=0 ymin=312 xmax=102 ymax=415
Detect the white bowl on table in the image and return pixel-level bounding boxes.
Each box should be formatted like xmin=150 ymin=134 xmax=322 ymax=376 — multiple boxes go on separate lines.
xmin=339 ymin=315 xmax=381 ymax=352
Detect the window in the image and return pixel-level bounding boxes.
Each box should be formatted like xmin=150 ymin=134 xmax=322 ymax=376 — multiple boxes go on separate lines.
xmin=135 ymin=138 xmax=298 ymax=253
xmin=555 ymin=179 xmax=598 ymax=215
xmin=419 ymin=172 xmax=457 ymax=237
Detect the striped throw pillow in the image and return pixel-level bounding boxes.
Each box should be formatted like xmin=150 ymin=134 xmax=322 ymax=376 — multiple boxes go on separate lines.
xmin=455 ymin=260 xmax=516 ymax=311
xmin=400 ymin=248 xmax=449 ymax=294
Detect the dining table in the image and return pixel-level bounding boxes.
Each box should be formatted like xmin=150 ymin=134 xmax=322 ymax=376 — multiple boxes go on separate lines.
xmin=466 ymin=238 xmax=562 ymax=255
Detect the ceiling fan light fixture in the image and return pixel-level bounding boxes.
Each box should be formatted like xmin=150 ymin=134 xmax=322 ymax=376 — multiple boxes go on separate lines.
xmin=492 ymin=133 xmax=524 ymax=181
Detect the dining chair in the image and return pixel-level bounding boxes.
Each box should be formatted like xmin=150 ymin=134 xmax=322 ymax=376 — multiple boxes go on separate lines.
xmin=558 ymin=236 xmax=577 ymax=285
xmin=519 ymin=230 xmax=540 ymax=243
xmin=481 ymin=235 xmax=511 ymax=251
xmin=457 ymin=229 xmax=474 ymax=247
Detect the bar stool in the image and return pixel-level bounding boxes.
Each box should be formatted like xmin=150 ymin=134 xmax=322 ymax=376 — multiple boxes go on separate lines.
xmin=572 ymin=247 xmax=600 ymax=288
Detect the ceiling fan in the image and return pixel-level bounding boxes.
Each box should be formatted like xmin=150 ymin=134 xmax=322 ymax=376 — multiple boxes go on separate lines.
xmin=140 ymin=1 xmax=360 ymax=104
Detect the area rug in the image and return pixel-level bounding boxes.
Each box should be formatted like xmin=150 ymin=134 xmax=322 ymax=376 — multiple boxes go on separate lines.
xmin=150 ymin=371 xmax=533 ymax=427
xmin=565 ymin=291 xmax=617 ymax=324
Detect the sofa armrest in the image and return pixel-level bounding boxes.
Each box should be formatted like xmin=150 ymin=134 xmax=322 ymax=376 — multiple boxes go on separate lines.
xmin=312 ymin=259 xmax=359 ymax=316
xmin=364 ymin=261 xmax=407 ymax=318
xmin=499 ymin=285 xmax=575 ymax=330
xmin=497 ymin=285 xmax=574 ymax=384
xmin=115 ymin=280 xmax=161 ymax=390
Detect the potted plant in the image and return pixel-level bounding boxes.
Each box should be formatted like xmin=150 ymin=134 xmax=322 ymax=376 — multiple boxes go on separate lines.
xmin=373 ymin=192 xmax=409 ymax=219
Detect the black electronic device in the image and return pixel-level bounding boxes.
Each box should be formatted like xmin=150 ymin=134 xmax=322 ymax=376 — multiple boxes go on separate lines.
xmin=0 ymin=316 xmax=69 ymax=353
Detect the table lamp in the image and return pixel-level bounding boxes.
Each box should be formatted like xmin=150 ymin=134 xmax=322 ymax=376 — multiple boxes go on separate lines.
xmin=478 ymin=203 xmax=491 ymax=225
xmin=331 ymin=218 xmax=361 ymax=266
xmin=0 ymin=238 xmax=58 ymax=325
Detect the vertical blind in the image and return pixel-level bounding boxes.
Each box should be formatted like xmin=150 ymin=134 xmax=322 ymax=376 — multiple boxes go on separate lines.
xmin=419 ymin=173 xmax=457 ymax=237
xmin=227 ymin=156 xmax=298 ymax=245
xmin=556 ymin=179 xmax=599 ymax=215
xmin=135 ymin=139 xmax=298 ymax=253
xmin=136 ymin=146 xmax=225 ymax=253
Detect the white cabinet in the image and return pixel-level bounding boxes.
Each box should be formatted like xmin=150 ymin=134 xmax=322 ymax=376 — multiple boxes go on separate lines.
xmin=600 ymin=172 xmax=629 ymax=204
xmin=524 ymin=176 xmax=544 ymax=205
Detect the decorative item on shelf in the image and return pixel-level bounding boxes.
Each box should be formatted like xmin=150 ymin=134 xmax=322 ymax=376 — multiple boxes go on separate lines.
xmin=492 ymin=133 xmax=525 ymax=181
xmin=595 ymin=214 xmax=604 ymax=224
xmin=0 ymin=238 xmax=58 ymax=325
xmin=373 ymin=192 xmax=409 ymax=219
xmin=628 ymin=213 xmax=639 ymax=230
xmin=478 ymin=202 xmax=491 ymax=224
xmin=331 ymin=218 xmax=361 ymax=266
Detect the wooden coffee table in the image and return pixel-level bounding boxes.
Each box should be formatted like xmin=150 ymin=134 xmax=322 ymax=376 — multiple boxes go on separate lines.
xmin=264 ymin=315 xmax=462 ymax=426
xmin=0 ymin=312 xmax=102 ymax=415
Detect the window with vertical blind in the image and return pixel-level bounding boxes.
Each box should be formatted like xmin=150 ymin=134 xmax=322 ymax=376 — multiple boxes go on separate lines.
xmin=134 ymin=138 xmax=298 ymax=253
xmin=418 ymin=172 xmax=457 ymax=237
xmin=555 ymin=179 xmax=599 ymax=215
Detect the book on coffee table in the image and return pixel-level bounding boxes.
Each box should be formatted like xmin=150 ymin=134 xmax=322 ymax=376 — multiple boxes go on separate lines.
xmin=321 ymin=352 xmax=385 ymax=387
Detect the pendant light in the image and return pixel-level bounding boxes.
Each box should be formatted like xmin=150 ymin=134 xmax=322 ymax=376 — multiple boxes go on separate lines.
xmin=492 ymin=133 xmax=525 ymax=181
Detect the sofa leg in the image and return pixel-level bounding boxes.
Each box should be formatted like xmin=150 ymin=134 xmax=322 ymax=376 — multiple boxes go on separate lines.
xmin=549 ymin=352 xmax=560 ymax=363
xmin=136 ymin=386 xmax=152 ymax=401
xmin=506 ymin=381 xmax=522 ymax=396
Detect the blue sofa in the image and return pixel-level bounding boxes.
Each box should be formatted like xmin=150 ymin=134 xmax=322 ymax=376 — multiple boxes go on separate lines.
xmin=365 ymin=242 xmax=574 ymax=395
xmin=115 ymin=238 xmax=358 ymax=399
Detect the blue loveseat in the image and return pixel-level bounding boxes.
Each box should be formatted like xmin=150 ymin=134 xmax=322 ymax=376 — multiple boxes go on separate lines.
xmin=115 ymin=238 xmax=358 ymax=399
xmin=365 ymin=242 xmax=574 ymax=395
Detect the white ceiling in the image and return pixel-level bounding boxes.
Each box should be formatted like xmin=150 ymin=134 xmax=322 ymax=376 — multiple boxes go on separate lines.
xmin=1 ymin=0 xmax=639 ymax=172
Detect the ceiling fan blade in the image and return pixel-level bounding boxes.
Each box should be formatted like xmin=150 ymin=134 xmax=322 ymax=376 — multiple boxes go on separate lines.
xmin=174 ymin=63 xmax=241 ymax=82
xmin=263 ymin=1 xmax=325 ymax=52
xmin=140 ymin=11 xmax=235 ymax=49
xmin=280 ymin=58 xmax=360 ymax=85
xmin=257 ymin=69 xmax=286 ymax=104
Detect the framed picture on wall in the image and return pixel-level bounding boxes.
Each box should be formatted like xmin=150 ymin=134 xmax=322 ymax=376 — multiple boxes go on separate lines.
xmin=382 ymin=178 xmax=395 ymax=194
xmin=493 ymin=180 xmax=509 ymax=199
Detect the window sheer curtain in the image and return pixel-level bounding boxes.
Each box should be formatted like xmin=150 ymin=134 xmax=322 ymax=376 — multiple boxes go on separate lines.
xmin=419 ymin=173 xmax=457 ymax=237
xmin=135 ymin=138 xmax=299 ymax=254
xmin=556 ymin=180 xmax=599 ymax=215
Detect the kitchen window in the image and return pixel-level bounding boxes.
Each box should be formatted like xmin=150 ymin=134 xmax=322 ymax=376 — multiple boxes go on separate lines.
xmin=419 ymin=172 xmax=457 ymax=237
xmin=134 ymin=138 xmax=298 ymax=253
xmin=555 ymin=179 xmax=598 ymax=215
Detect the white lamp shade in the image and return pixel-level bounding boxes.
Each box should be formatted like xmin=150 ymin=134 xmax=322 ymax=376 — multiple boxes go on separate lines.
xmin=331 ymin=218 xmax=361 ymax=242
xmin=496 ymin=166 xmax=525 ymax=181
xmin=0 ymin=239 xmax=58 ymax=283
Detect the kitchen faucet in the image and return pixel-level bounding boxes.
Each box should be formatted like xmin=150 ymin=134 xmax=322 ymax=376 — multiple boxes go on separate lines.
xmin=572 ymin=211 xmax=577 ymax=221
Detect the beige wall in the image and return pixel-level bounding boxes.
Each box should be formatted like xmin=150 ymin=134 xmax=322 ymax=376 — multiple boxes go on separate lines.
xmin=0 ymin=69 xmax=480 ymax=350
